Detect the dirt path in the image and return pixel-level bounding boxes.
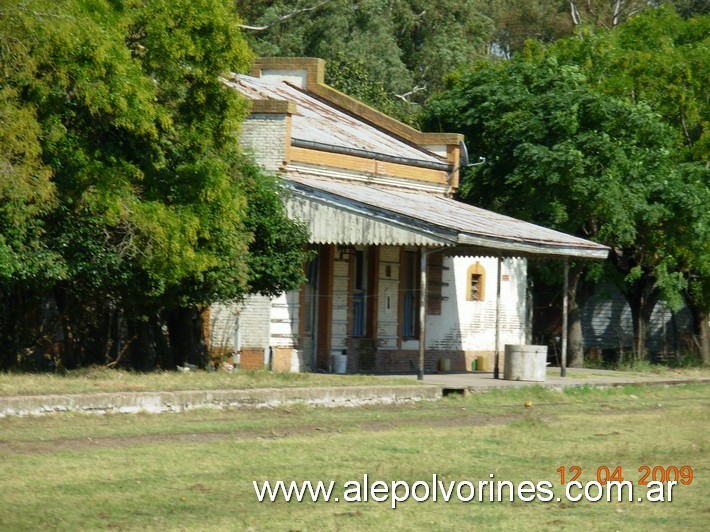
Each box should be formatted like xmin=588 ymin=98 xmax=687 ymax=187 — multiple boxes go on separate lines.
xmin=0 ymin=411 xmax=521 ymax=455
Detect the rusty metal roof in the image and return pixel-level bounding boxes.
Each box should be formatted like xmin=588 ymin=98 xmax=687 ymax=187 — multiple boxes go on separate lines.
xmin=286 ymin=175 xmax=610 ymax=259
xmin=225 ymin=75 xmax=446 ymax=166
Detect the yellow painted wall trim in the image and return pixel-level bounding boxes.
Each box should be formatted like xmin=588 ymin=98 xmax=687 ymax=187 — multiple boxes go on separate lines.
xmin=249 ymin=99 xmax=298 ymax=115
xmin=251 ymin=57 xmax=463 ymax=187
xmin=289 ymin=146 xmax=448 ymax=184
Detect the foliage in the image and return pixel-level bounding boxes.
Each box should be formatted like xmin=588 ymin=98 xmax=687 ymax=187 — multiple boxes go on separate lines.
xmin=241 ymin=162 xmax=312 ymax=298
xmin=0 ymin=385 xmax=707 ymax=529
xmin=549 ymin=6 xmax=710 ymax=316
xmin=233 ymin=1 xmax=699 ymax=110
xmin=324 ymin=53 xmax=419 ymax=125
xmin=425 ymin=8 xmax=709 ymax=357
xmin=0 ymin=21 xmax=61 ymax=284
xmin=482 ymin=0 xmax=575 ymax=56
xmin=552 ymin=6 xmax=709 ymax=163
xmin=427 ymin=56 xmax=674 ymax=247
xmin=0 ymin=0 xmax=311 ymax=370
xmin=237 ymin=0 xmax=494 ymax=109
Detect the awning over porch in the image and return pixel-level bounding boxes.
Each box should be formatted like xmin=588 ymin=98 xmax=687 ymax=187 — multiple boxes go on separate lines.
xmin=284 ymin=175 xmax=609 ymax=260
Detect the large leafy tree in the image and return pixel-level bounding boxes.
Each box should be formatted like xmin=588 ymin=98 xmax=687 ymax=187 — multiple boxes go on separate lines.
xmin=236 ymin=0 xmax=494 ymax=123
xmin=425 ymin=45 xmax=706 ymax=363
xmin=553 ymin=6 xmax=709 ymax=163
xmin=234 ymin=1 xmax=699 ymax=116
xmin=549 ymin=6 xmax=710 ymax=362
xmin=0 ymin=0 xmax=310 ymax=370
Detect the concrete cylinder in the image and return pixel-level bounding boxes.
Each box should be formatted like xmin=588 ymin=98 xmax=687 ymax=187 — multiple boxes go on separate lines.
xmin=331 ymin=353 xmax=347 ymax=374
xmin=503 ymin=345 xmax=547 ymax=382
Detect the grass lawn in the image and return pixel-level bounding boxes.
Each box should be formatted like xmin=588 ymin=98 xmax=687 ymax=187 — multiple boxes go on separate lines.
xmin=545 ymin=366 xmax=710 ymax=380
xmin=2 ymin=365 xmax=708 ymax=397
xmin=0 ymin=384 xmax=707 ymax=530
xmin=0 ymin=367 xmax=413 ymax=396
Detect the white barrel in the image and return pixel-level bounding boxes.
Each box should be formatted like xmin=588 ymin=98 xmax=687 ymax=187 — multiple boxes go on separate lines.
xmin=503 ymin=345 xmax=547 ymax=382
xmin=331 ymin=353 xmax=347 ymax=374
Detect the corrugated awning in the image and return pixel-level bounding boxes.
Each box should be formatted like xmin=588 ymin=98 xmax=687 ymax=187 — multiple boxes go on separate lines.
xmin=284 ymin=176 xmax=609 ymax=260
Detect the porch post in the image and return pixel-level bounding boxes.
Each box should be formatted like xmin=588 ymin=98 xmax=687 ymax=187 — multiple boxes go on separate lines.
xmin=561 ymin=257 xmax=569 ymax=377
xmin=418 ymin=248 xmax=428 ymax=381
xmin=494 ymin=256 xmax=502 ymax=379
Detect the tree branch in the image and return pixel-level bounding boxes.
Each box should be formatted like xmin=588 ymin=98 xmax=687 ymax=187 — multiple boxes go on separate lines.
xmin=612 ymin=0 xmax=623 ymax=26
xmin=395 ymin=84 xmax=426 ymax=102
xmin=569 ymin=1 xmax=582 ymax=26
xmin=239 ymin=0 xmax=329 ymax=31
xmin=105 ymin=335 xmax=137 ymax=368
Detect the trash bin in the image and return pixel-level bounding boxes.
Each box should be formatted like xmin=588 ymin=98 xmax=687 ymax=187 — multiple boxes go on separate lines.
xmin=331 ymin=353 xmax=347 ymax=374
xmin=503 ymin=345 xmax=547 ymax=382
xmin=477 ymin=355 xmax=492 ymax=372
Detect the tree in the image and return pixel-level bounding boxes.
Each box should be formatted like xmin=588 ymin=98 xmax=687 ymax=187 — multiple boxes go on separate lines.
xmin=0 ymin=0 xmax=310 ymax=370
xmin=236 ymin=0 xmax=494 ymax=114
xmin=323 ymin=53 xmax=417 ymax=125
xmin=480 ymin=0 xmax=575 ymax=57
xmin=549 ymin=7 xmax=710 ymax=361
xmin=552 ymin=6 xmax=709 ymax=163
xmin=425 ymin=51 xmax=694 ymax=364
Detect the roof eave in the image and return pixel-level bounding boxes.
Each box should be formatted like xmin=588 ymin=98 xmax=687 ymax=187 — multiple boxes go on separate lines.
xmin=455 ymin=234 xmax=610 ymax=260
xmin=288 ymin=180 xmax=610 ymax=260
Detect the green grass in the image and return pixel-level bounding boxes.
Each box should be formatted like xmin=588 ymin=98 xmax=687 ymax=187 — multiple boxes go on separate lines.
xmin=547 ymin=365 xmax=710 ymax=379
xmin=0 ymin=385 xmax=707 ymax=530
xmin=3 ymin=364 xmax=708 ymax=397
xmin=0 ymin=367 xmax=413 ymax=396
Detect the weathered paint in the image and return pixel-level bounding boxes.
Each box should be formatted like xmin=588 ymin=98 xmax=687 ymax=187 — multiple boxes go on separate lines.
xmin=427 ymin=256 xmax=527 ymax=352
xmin=377 ymin=246 xmax=400 ymax=350
xmin=581 ymin=282 xmax=693 ymax=355
xmin=286 ymin=176 xmax=609 ymax=260
xmin=330 ymin=254 xmax=350 ymax=363
xmin=286 ymin=192 xmax=451 ymax=247
xmin=224 ymin=75 xmax=445 ymax=165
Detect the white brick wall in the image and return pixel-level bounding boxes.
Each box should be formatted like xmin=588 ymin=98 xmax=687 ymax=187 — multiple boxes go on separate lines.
xmin=239 ymin=114 xmax=288 ymax=172
xmin=209 ymin=303 xmax=240 ymax=353
xmin=210 ymin=291 xmax=300 ymax=353
xmin=427 ymin=256 xmax=527 ymax=351
xmin=209 ymin=295 xmax=272 ymax=352
xmin=270 ymin=291 xmax=300 ymax=348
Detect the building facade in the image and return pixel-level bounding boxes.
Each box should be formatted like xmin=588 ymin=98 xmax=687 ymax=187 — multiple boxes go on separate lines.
xmin=207 ymin=58 xmax=608 ymax=374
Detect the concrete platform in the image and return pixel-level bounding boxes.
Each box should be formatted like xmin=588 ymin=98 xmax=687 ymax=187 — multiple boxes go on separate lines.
xmin=0 ymin=385 xmax=442 ymax=418
xmin=1 ymin=369 xmax=707 ymax=418
xmin=382 ymin=368 xmax=710 ymax=392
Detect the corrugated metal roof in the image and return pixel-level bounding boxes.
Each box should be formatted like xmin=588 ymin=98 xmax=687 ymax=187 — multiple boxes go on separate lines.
xmin=286 ymin=193 xmax=452 ymax=247
xmin=286 ymin=175 xmax=610 ymax=259
xmin=225 ymin=75 xmax=445 ymax=165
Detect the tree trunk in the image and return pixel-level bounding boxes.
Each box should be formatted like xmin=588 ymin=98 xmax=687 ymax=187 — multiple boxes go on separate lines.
xmin=625 ymin=277 xmax=659 ymax=362
xmin=54 ymin=286 xmax=79 ymax=369
xmin=686 ymin=294 xmax=710 ymax=365
xmin=167 ymin=306 xmax=208 ymax=369
xmin=701 ymin=310 xmax=710 ymax=365
xmin=567 ymin=264 xmax=597 ymax=367
xmin=128 ymin=318 xmax=154 ymax=371
xmin=567 ymin=264 xmax=584 ymax=367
